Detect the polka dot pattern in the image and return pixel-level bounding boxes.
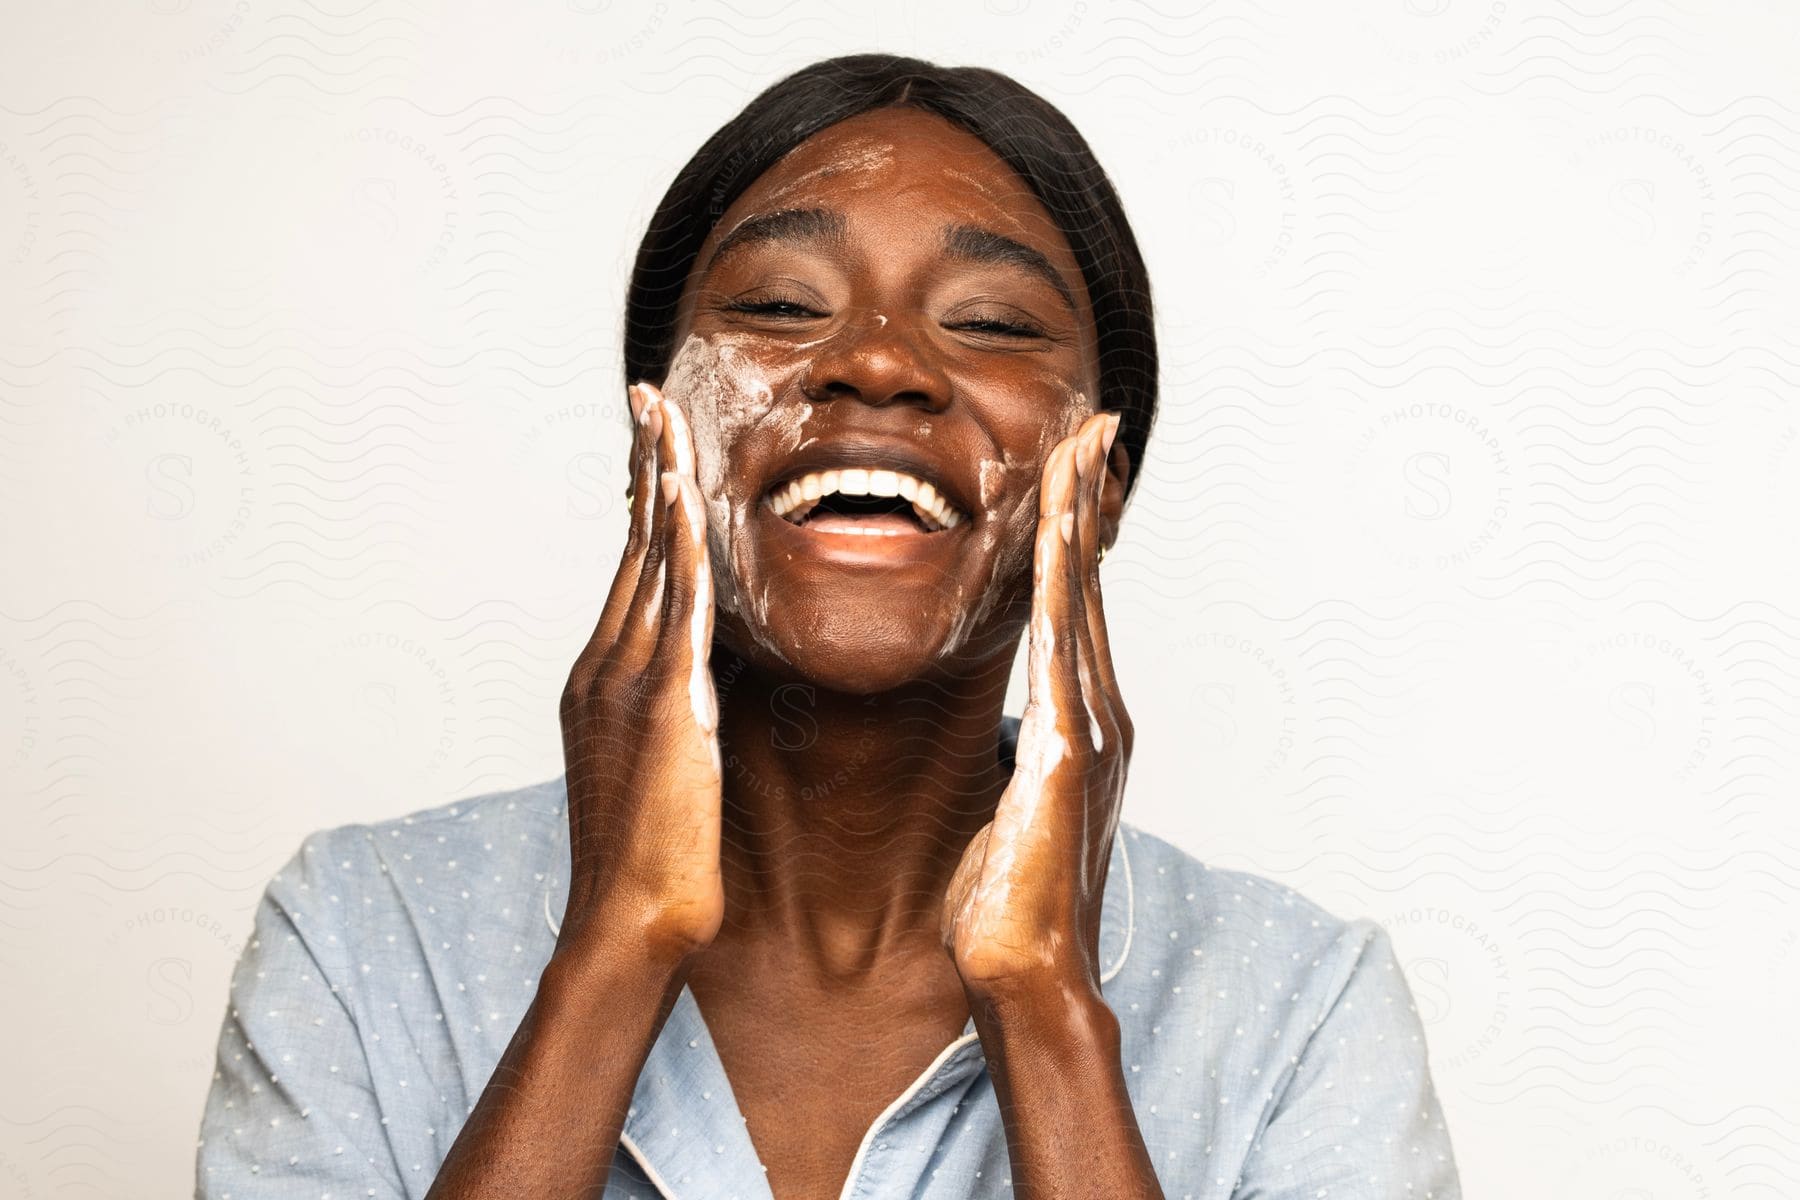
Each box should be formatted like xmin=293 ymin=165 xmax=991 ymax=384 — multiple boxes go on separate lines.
xmin=194 ymin=776 xmax=1462 ymax=1198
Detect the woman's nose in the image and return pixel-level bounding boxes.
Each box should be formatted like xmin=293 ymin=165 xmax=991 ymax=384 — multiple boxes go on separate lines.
xmin=798 ymin=309 xmax=952 ymax=413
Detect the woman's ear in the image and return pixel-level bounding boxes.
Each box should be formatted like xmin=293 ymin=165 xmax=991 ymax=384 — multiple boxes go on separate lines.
xmin=1099 ymin=429 xmax=1131 ymax=555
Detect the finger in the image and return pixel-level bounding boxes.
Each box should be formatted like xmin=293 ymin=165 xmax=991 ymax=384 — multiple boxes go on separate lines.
xmin=590 ymin=384 xmax=662 ymax=651
xmin=1083 ymin=413 xmax=1128 ymax=722
xmin=1068 ymin=415 xmax=1117 ymax=758
xmin=1023 ymin=432 xmax=1092 ymax=762
xmin=652 ymin=394 xmax=706 ymax=672
xmin=619 ymin=384 xmax=673 ymax=656
xmin=656 ymin=472 xmax=719 ymax=737
xmin=1068 ymin=414 xmax=1103 ymax=566
xmin=652 ymin=394 xmax=722 ymax=755
xmin=623 ymin=383 xmax=661 ymax=554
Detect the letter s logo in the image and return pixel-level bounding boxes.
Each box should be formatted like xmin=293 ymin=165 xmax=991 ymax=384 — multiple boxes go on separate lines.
xmin=1610 ymin=178 xmax=1658 ymax=244
xmin=147 ymin=453 xmax=195 ymax=519
xmin=565 ymin=452 xmax=613 ymax=519
xmin=1610 ymin=681 xmax=1657 ymax=745
xmin=355 ymin=680 xmax=400 ymax=743
xmin=356 ymin=178 xmax=400 ymax=241
xmin=1402 ymin=451 xmax=1453 ymax=520
xmin=1408 ymin=956 xmax=1453 ymax=1025
xmin=769 ymin=684 xmax=817 ymax=751
xmin=1192 ymin=177 xmax=1238 ymax=245
xmin=147 ymin=956 xmax=194 ymax=1025
xmin=1191 ymin=681 xmax=1237 ymax=748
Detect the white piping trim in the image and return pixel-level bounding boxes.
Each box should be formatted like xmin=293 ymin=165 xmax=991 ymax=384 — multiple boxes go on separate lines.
xmin=834 ymin=831 xmax=1137 ymax=1199
xmin=539 ymin=830 xmax=1136 ymax=1200
xmin=620 ymin=1129 xmax=687 ymax=1200
xmin=834 ymin=1027 xmax=983 ymax=1200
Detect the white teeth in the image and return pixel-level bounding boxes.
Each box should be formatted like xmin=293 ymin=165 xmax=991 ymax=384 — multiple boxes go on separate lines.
xmin=765 ymin=466 xmax=964 ymax=531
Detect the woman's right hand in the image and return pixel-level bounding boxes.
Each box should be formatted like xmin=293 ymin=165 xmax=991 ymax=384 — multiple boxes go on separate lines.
xmin=555 ymin=380 xmax=723 ymax=970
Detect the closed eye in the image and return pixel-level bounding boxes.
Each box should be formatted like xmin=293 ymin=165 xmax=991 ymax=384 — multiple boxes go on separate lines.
xmin=725 ymin=299 xmax=822 ymax=319
xmin=724 ymin=298 xmax=1047 ymax=340
xmin=955 ymin=318 xmax=1044 ymax=339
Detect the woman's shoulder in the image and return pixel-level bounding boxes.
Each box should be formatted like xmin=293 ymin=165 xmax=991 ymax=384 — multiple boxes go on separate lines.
xmin=365 ymin=773 xmax=568 ymax=835
xmin=260 ymin=776 xmax=571 ymax=959
xmin=1114 ymin=820 xmax=1396 ymax=989
xmin=289 ymin=775 xmax=568 ymax=873
xmin=1112 ymin=823 xmax=1459 ymax=1195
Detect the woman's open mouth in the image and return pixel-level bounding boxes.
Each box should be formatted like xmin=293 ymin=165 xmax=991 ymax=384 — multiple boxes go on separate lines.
xmin=764 ymin=467 xmax=967 ymax=535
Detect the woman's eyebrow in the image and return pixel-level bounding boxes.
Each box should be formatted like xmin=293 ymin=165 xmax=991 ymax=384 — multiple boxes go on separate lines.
xmin=704 ymin=208 xmax=848 ymax=277
xmin=702 ymin=206 xmax=1076 ymax=315
xmin=941 ymin=223 xmax=1076 ymax=314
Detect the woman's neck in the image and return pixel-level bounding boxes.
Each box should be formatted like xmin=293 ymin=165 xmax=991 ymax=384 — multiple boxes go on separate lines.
xmin=705 ymin=644 xmax=1016 ymax=980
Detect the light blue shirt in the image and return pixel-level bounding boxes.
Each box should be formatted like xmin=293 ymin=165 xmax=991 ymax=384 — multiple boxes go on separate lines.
xmin=195 ymin=727 xmax=1462 ymax=1198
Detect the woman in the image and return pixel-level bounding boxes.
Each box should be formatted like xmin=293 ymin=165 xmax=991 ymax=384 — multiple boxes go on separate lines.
xmin=196 ymin=55 xmax=1462 ymax=1199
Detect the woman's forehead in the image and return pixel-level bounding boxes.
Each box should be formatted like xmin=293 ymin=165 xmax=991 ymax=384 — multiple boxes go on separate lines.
xmin=716 ymin=109 xmax=1067 ymax=254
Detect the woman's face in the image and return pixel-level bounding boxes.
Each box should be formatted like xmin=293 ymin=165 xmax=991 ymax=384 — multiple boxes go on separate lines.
xmin=660 ymin=105 xmax=1124 ymax=693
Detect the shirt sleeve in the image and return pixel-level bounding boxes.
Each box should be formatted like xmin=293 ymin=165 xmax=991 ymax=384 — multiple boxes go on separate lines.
xmin=1233 ymin=920 xmax=1463 ymax=1200
xmin=194 ymin=826 xmax=409 ymax=1199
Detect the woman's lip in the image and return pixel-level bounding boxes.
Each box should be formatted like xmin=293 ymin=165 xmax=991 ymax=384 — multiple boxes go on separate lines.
xmin=755 ymin=493 xmax=967 ymax=566
xmin=757 ymin=438 xmax=974 ymax=525
xmin=763 ymin=468 xmax=967 ymax=530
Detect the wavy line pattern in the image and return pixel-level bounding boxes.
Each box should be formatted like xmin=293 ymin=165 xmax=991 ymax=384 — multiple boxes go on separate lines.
xmin=3 ymin=2 xmax=1796 ymax=1197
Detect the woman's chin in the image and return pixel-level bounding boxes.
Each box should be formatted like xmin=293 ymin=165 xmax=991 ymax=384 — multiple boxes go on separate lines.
xmin=715 ymin=602 xmax=1003 ymax=695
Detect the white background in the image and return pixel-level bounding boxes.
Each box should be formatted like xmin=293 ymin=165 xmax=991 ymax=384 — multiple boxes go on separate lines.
xmin=3 ymin=1 xmax=1798 ymax=1196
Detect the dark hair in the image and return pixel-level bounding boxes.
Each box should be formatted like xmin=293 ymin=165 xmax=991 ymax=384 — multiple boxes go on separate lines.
xmin=623 ymin=53 xmax=1158 ymax=500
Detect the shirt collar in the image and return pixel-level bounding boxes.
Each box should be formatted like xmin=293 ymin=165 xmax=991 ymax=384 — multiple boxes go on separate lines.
xmin=539 ymin=719 xmax=1137 ymax=1199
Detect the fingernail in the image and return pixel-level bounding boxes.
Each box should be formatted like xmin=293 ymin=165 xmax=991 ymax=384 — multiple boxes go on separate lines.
xmin=628 ymin=382 xmax=644 ymax=424
xmin=1102 ymin=412 xmax=1121 ymax=456
xmin=660 ymin=471 xmax=680 ymax=505
xmin=1060 ymin=511 xmax=1074 ymax=544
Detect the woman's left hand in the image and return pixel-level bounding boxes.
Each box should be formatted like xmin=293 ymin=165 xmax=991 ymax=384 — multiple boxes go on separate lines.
xmin=941 ymin=409 xmax=1134 ymax=1006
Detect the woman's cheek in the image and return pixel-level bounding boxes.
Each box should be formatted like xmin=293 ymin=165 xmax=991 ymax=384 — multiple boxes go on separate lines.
xmin=661 ymin=332 xmax=814 ymax=646
xmin=663 ymin=334 xmax=769 ymax=616
xmin=940 ymin=388 xmax=1084 ymax=659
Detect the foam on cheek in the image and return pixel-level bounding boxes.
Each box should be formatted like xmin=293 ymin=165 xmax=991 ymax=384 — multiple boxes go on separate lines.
xmin=940 ymin=472 xmax=1037 ymax=660
xmin=979 ymin=458 xmax=1006 ymax=508
xmin=940 ymin=391 xmax=1088 ymax=662
xmin=659 ymin=332 xmax=812 ymax=661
